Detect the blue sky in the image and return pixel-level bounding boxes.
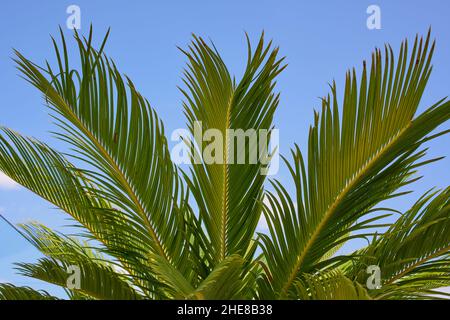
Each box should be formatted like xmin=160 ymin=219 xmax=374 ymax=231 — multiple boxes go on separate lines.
xmin=0 ymin=0 xmax=449 ymax=297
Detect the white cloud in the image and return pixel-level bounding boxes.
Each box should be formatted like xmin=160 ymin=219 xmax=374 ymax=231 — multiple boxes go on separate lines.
xmin=0 ymin=172 xmax=19 ymax=190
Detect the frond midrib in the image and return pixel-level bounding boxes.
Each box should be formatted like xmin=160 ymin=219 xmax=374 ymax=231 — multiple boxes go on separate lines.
xmin=219 ymin=93 xmax=233 ymax=261
xmin=279 ymin=125 xmax=409 ymax=298
xmin=56 ymin=95 xmax=169 ymax=262
xmin=385 ymin=243 xmax=450 ymax=285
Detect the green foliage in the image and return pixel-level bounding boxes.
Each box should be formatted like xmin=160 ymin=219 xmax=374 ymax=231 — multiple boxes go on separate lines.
xmin=344 ymin=188 xmax=450 ymax=299
xmin=294 ymin=271 xmax=371 ymax=300
xmin=180 ymin=33 xmax=284 ymax=266
xmin=0 ymin=27 xmax=449 ymax=300
xmin=0 ymin=284 xmax=57 ymax=300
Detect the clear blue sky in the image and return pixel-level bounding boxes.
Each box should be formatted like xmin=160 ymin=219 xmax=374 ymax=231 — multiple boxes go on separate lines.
xmin=0 ymin=0 xmax=449 ymax=297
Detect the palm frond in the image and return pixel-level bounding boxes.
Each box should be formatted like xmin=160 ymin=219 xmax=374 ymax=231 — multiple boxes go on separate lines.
xmin=9 ymin=28 xmax=210 ymax=295
xmin=16 ymin=258 xmax=140 ymax=300
xmin=344 ymin=188 xmax=450 ymax=299
xmin=180 ymin=33 xmax=285 ymax=264
xmin=146 ymin=252 xmax=196 ymax=299
xmin=0 ymin=127 xmax=163 ymax=296
xmin=13 ymin=27 xmax=195 ymax=278
xmin=294 ymin=271 xmax=371 ymax=300
xmin=260 ymin=31 xmax=450 ymax=298
xmin=0 ymin=284 xmax=57 ymax=300
xmin=193 ymin=255 xmax=245 ymax=300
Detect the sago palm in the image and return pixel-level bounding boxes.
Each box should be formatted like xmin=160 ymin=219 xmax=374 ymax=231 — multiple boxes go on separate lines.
xmin=0 ymin=27 xmax=449 ymax=300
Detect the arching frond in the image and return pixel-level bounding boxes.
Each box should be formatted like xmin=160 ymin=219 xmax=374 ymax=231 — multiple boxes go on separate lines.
xmin=260 ymin=31 xmax=450 ymax=299
xmin=344 ymin=188 xmax=450 ymax=299
xmin=0 ymin=284 xmax=57 ymax=300
xmin=1 ymin=28 xmax=448 ymax=301
xmin=0 ymin=127 xmax=165 ymax=296
xmin=294 ymin=271 xmax=371 ymax=300
xmin=16 ymin=258 xmax=140 ymax=300
xmin=14 ymin=222 xmax=143 ymax=300
xmin=180 ymin=33 xmax=285 ymax=264
xmin=193 ymin=254 xmax=245 ymax=300
xmin=13 ymin=27 xmax=196 ymax=281
xmin=148 ymin=253 xmax=255 ymax=300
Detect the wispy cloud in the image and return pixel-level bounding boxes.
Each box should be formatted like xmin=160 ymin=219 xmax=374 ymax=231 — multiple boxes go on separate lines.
xmin=0 ymin=172 xmax=19 ymax=190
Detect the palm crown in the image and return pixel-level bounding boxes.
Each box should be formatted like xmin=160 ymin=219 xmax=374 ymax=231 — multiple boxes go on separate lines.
xmin=0 ymin=27 xmax=449 ymax=300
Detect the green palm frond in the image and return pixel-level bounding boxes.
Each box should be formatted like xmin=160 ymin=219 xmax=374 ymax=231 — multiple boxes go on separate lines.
xmin=14 ymin=222 xmax=143 ymax=300
xmin=18 ymin=222 xmax=106 ymax=262
xmin=0 ymin=127 xmax=107 ymax=232
xmin=192 ymin=254 xmax=246 ymax=300
xmin=11 ymin=28 xmax=209 ymax=296
xmin=294 ymin=271 xmax=371 ymax=300
xmin=0 ymin=127 xmax=165 ymax=296
xmin=13 ymin=28 xmax=195 ymax=276
xmin=259 ymin=31 xmax=450 ymax=299
xmin=148 ymin=253 xmax=254 ymax=300
xmin=344 ymin=187 xmax=450 ymax=299
xmin=0 ymin=284 xmax=57 ymax=300
xmin=180 ymin=33 xmax=285 ymax=265
xmin=15 ymin=258 xmax=140 ymax=300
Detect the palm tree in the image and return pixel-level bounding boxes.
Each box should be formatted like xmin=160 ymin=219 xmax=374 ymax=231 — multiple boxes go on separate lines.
xmin=0 ymin=27 xmax=449 ymax=300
